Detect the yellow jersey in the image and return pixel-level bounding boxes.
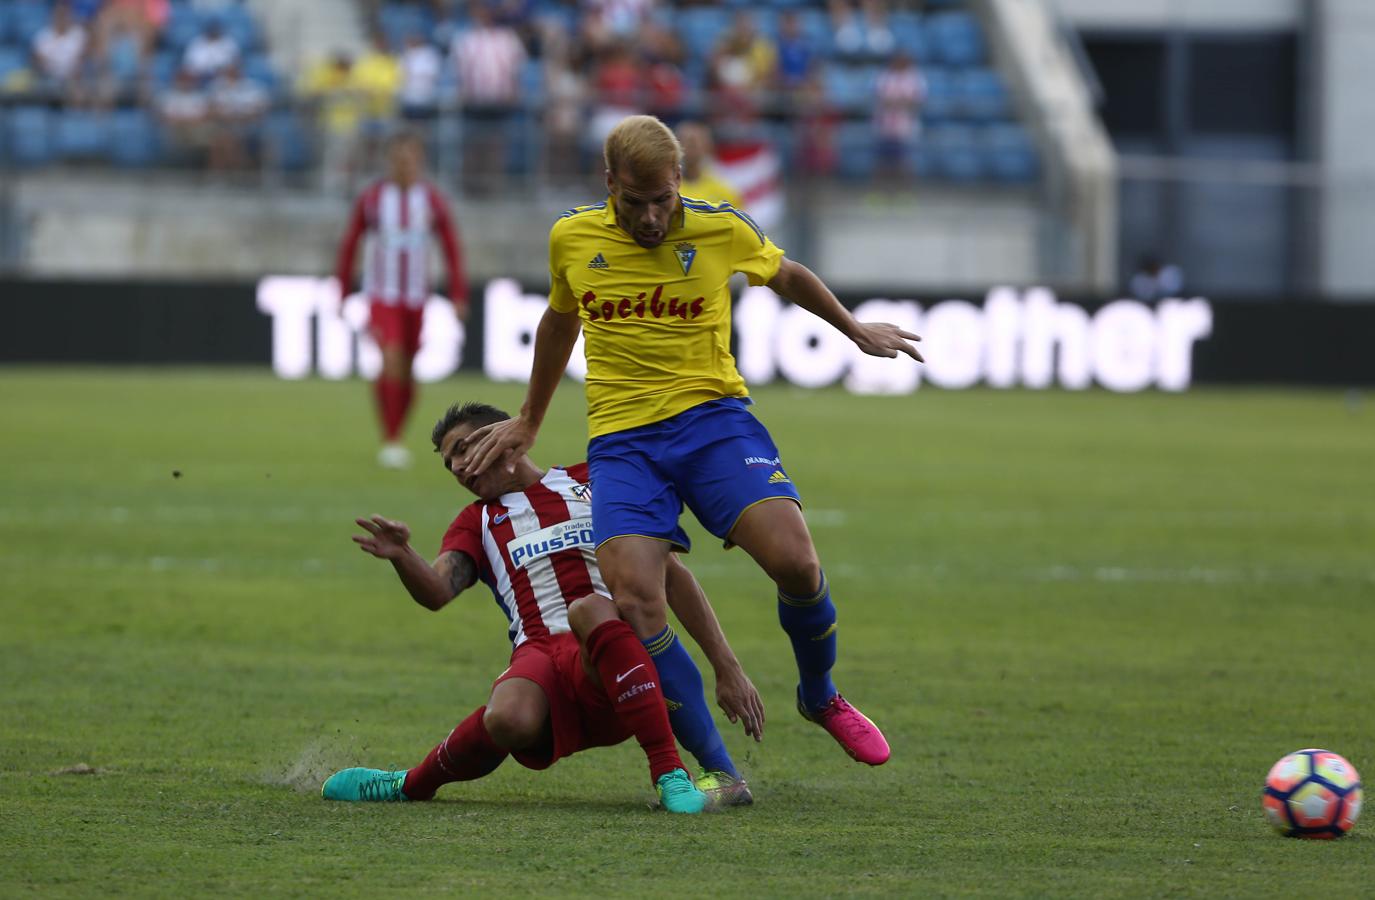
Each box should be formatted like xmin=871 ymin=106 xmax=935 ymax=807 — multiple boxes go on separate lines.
xmin=548 ymin=197 xmax=785 ymax=438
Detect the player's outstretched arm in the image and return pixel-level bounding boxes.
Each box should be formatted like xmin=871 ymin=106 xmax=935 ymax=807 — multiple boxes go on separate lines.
xmin=767 ymin=257 xmax=925 ymax=362
xmin=461 ymin=306 xmax=581 ymax=476
xmin=664 ymin=554 xmax=766 ymax=741
xmin=353 ymin=515 xmax=476 ymax=611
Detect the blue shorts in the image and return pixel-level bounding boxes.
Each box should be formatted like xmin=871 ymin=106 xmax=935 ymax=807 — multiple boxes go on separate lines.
xmin=587 ymin=397 xmax=802 ymax=551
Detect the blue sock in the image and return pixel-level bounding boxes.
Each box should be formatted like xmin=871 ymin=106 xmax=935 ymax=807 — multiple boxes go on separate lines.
xmin=642 ymin=625 xmax=738 ymax=777
xmin=778 ymin=571 xmax=838 ymax=713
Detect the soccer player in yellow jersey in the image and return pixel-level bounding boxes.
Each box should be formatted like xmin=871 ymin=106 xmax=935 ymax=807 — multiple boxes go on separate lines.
xmin=463 ymin=115 xmax=922 ymax=780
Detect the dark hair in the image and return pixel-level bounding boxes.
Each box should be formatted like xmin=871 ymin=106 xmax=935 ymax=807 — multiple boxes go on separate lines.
xmin=431 ymin=402 xmax=511 ymax=451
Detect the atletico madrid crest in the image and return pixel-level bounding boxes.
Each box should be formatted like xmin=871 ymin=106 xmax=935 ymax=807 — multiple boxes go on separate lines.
xmin=674 ymin=242 xmax=697 ymax=276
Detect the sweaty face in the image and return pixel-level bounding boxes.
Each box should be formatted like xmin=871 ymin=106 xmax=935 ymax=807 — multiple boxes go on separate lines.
xmin=608 ymin=166 xmax=680 ymax=249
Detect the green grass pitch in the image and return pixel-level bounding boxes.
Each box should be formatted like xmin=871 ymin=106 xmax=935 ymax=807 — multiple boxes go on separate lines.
xmin=2 ymin=368 xmax=1372 ymax=897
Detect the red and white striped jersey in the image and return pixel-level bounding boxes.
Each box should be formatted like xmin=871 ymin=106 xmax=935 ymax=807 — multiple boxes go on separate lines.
xmin=336 ymin=179 xmax=466 ymax=308
xmin=439 ymin=463 xmax=607 ymax=648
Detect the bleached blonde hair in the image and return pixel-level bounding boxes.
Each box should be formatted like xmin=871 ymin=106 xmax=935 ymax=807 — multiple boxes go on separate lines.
xmin=604 ymin=115 xmax=684 ymax=178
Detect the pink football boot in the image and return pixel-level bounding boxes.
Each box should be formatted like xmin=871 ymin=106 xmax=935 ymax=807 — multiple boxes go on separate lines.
xmin=799 ymin=692 xmax=891 ymax=766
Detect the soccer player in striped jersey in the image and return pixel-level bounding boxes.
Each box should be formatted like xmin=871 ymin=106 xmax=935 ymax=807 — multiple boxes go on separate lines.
xmin=322 ymin=401 xmax=762 ymax=812
xmin=462 ymin=115 xmax=923 ymax=770
xmin=336 ymin=131 xmax=467 ymax=470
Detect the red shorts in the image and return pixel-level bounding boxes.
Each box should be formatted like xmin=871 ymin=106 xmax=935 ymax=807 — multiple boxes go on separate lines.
xmin=493 ymin=632 xmax=631 ymax=770
xmin=368 ymin=301 xmax=425 ymax=356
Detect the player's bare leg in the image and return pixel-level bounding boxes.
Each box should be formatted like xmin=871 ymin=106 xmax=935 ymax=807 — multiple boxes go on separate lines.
xmin=376 ymin=345 xmax=415 ymax=469
xmin=568 ymin=593 xmax=705 ymax=813
xmin=729 ymin=498 xmax=891 ymax=766
xmin=323 ymin=678 xmax=547 ymax=802
xmin=596 ymin=536 xmax=673 ymax=638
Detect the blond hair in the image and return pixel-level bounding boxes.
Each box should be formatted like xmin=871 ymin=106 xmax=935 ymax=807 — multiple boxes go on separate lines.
xmin=604 ymin=115 xmax=683 ymax=178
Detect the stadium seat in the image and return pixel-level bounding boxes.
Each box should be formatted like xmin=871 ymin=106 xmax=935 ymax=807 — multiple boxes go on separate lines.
xmin=835 ymin=121 xmax=876 ymax=181
xmin=6 ymin=105 xmax=54 ymax=166
xmin=242 ymin=53 xmax=279 ymax=94
xmin=983 ymin=123 xmax=1039 ymax=182
xmin=109 ymin=108 xmax=161 ymax=167
xmin=54 ymin=110 xmax=111 ymax=159
xmin=927 ymin=11 xmax=985 ymax=67
xmin=8 ymin=1 xmax=50 ymax=47
xmin=888 ymin=12 xmax=930 ymax=61
xmin=678 ymin=8 xmax=730 ymax=61
xmin=218 ymin=5 xmax=260 ymax=53
xmin=379 ymin=4 xmax=433 ymax=49
xmin=955 ymin=68 xmax=1010 ymax=121
xmin=0 ymin=46 xmax=28 ymax=83
xmin=927 ymin=124 xmax=985 ymax=181
xmin=150 ymin=49 xmax=180 ymax=87
xmin=261 ymin=110 xmax=312 ymax=171
xmin=162 ymin=4 xmax=203 ymax=53
xmin=920 ymin=66 xmax=957 ymax=121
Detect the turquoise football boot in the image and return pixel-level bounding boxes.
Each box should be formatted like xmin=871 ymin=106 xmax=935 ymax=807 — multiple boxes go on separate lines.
xmin=322 ymin=767 xmax=410 ymax=802
xmin=655 ymin=768 xmax=707 ymax=814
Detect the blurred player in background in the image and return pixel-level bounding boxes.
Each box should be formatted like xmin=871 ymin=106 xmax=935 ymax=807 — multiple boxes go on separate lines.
xmin=324 ymin=401 xmax=761 ymax=811
xmin=463 ymin=116 xmax=922 ymax=771
xmin=677 ymin=121 xmax=742 ymax=207
xmin=336 ymin=131 xmax=467 ymax=469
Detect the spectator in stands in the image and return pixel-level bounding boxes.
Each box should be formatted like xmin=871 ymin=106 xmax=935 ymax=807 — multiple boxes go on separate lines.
xmin=157 ymin=66 xmax=212 ymax=164
xmin=709 ymin=11 xmax=777 ymax=117
xmin=301 ymin=50 xmax=364 ymax=192
xmin=874 ymin=50 xmax=926 ymax=178
xmin=832 ymin=0 xmax=895 ymax=62
xmin=587 ymin=42 xmax=640 ymax=158
xmin=1129 ymin=254 xmax=1186 ymax=302
xmin=354 ymin=28 xmax=403 ymax=171
xmin=678 ymin=121 xmax=741 ymax=208
xmin=85 ymin=1 xmax=154 ymax=108
xmin=581 ymin=0 xmax=656 ymax=55
xmin=540 ymin=33 xmax=586 ymax=185
xmin=449 ymin=2 xmax=527 ymax=192
xmin=207 ymin=60 xmax=269 ymax=171
xmin=642 ymin=22 xmax=686 ymax=123
xmin=795 ymin=72 xmax=840 ymax=177
xmin=398 ymin=31 xmax=443 ymax=120
xmin=30 ymin=2 xmax=88 ymax=105
xmin=184 ymin=17 xmax=240 ymax=83
xmin=774 ymin=10 xmax=815 ymax=96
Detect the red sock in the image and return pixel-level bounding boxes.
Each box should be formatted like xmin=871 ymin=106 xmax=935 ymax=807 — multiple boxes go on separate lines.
xmin=585 ymin=619 xmax=686 ymax=783
xmin=402 ymin=706 xmax=508 ymax=800
xmin=375 ymin=377 xmax=406 ymax=442
xmin=398 ymin=379 xmax=416 ymax=435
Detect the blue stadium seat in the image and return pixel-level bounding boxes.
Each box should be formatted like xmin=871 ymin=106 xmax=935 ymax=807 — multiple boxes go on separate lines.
xmin=242 ymin=53 xmax=279 ymax=94
xmin=0 ymin=5 xmax=14 ymax=47
xmin=835 ymin=121 xmax=876 ymax=181
xmin=8 ymin=1 xmax=50 ymax=47
xmin=379 ymin=4 xmax=433 ymax=49
xmin=109 ymin=108 xmax=161 ymax=167
xmin=889 ymin=12 xmax=929 ymax=60
xmin=824 ymin=65 xmax=879 ymax=115
xmin=261 ymin=110 xmax=311 ymax=170
xmin=678 ymin=7 xmax=730 ymax=61
xmin=927 ymin=124 xmax=985 ymax=181
xmin=6 ymin=106 xmax=54 ymax=166
xmin=54 ymin=110 xmax=111 ymax=159
xmin=150 ymin=49 xmax=181 ymax=86
xmin=218 ymin=5 xmax=260 ymax=53
xmin=920 ymin=66 xmax=956 ymax=121
xmin=162 ymin=4 xmax=204 ymax=52
xmin=928 ymin=11 xmax=985 ymax=67
xmin=0 ymin=46 xmax=28 ymax=83
xmin=955 ymin=68 xmax=1010 ymax=120
xmin=983 ymin=123 xmax=1039 ymax=182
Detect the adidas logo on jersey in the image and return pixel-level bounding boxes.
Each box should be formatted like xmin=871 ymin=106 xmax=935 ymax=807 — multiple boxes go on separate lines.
xmin=587 ymin=252 xmax=610 ymax=269
xmin=768 ymin=470 xmax=791 ymax=484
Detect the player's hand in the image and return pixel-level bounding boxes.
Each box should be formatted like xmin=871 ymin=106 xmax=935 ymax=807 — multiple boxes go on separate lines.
xmin=715 ymin=666 xmax=765 ymax=742
xmin=459 ymin=416 xmax=536 ymax=477
xmin=353 ymin=515 xmax=411 ymax=560
xmin=852 ymin=322 xmax=924 ymax=363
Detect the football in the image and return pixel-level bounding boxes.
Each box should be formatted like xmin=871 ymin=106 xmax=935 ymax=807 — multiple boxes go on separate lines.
xmin=1262 ymin=749 xmax=1363 ymax=839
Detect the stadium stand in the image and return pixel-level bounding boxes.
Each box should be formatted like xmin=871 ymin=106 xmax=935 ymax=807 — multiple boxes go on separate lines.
xmin=0 ymin=0 xmax=1036 ymax=186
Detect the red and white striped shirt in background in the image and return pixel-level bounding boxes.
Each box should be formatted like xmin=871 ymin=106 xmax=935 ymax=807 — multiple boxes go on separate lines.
xmin=439 ymin=464 xmax=608 ymax=649
xmin=336 ymin=179 xmax=466 ymax=308
xmin=450 ymin=25 xmax=526 ymax=106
